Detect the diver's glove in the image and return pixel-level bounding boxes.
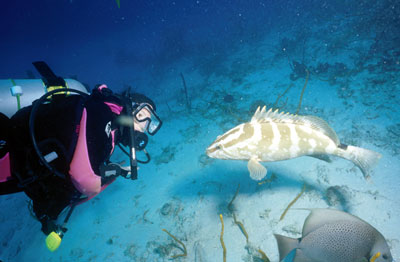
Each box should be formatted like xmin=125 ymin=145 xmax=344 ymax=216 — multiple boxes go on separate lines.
xmin=99 ymin=163 xmax=131 ymax=183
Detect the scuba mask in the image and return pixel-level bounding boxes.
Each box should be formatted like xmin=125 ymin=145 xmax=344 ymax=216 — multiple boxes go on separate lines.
xmin=117 ymin=102 xmax=162 ymax=150
xmin=132 ymin=103 xmax=162 ymax=136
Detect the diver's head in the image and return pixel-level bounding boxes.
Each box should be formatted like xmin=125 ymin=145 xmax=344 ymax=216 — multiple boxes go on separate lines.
xmin=117 ymin=92 xmax=162 ymax=150
xmin=130 ymin=93 xmax=161 ymax=136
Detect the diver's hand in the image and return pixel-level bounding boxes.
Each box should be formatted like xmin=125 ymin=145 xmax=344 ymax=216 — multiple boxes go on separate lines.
xmin=99 ymin=163 xmax=134 ymax=180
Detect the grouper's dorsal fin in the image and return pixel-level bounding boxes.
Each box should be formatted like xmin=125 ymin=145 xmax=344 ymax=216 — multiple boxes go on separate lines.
xmin=251 ymin=106 xmax=340 ymax=145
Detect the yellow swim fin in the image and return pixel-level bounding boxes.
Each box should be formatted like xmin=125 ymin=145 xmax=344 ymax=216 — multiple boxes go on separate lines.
xmin=116 ymin=0 xmax=120 ymax=8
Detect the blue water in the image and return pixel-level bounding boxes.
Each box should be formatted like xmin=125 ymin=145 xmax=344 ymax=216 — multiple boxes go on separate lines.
xmin=1 ymin=1 xmax=399 ymax=261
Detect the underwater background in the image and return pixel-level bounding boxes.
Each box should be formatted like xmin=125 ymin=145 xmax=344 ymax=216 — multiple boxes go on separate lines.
xmin=0 ymin=0 xmax=399 ymax=261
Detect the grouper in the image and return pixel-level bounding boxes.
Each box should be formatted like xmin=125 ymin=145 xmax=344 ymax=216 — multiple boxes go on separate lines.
xmin=206 ymin=106 xmax=381 ymax=180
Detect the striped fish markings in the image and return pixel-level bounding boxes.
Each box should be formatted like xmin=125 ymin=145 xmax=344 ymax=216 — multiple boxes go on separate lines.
xmin=206 ymin=106 xmax=382 ymax=181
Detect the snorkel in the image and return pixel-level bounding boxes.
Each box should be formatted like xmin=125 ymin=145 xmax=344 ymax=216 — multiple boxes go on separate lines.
xmin=123 ymin=94 xmax=138 ymax=180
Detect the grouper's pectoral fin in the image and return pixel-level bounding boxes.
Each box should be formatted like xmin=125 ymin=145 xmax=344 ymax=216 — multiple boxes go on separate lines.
xmin=247 ymin=157 xmax=267 ymax=181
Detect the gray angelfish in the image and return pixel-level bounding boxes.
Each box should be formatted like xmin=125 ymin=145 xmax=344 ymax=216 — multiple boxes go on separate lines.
xmin=274 ymin=208 xmax=393 ymax=262
xmin=206 ymin=106 xmax=381 ymax=180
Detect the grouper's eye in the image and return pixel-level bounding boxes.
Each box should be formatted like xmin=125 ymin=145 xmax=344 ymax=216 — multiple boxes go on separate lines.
xmin=382 ymin=254 xmax=388 ymax=260
xmin=216 ymin=145 xmax=221 ymax=150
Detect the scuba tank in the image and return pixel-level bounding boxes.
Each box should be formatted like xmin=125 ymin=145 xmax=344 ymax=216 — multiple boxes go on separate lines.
xmin=0 ymin=78 xmax=89 ymax=118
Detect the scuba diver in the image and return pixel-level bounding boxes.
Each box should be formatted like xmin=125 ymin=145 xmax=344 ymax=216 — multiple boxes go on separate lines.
xmin=0 ymin=62 xmax=162 ymax=251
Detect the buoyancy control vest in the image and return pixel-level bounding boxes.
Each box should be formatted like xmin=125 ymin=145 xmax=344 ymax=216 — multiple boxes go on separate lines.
xmin=0 ymin=62 xmax=89 ymax=197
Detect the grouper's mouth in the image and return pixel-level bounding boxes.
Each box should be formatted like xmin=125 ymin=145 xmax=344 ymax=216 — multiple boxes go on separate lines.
xmin=205 ymin=144 xmax=216 ymax=157
xmin=206 ymin=143 xmax=238 ymax=160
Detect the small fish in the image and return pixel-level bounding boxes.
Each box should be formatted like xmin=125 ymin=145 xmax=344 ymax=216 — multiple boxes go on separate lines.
xmin=206 ymin=106 xmax=381 ymax=180
xmin=274 ymin=208 xmax=393 ymax=262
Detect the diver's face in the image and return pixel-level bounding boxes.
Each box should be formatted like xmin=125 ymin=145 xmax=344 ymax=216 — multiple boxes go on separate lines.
xmin=133 ymin=105 xmax=152 ymax=132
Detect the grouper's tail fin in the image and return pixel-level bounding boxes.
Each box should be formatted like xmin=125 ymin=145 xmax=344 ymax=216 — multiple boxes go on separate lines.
xmin=338 ymin=144 xmax=382 ymax=179
xmin=274 ymin=234 xmax=298 ymax=261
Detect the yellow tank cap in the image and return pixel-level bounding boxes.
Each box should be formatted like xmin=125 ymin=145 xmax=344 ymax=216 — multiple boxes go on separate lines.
xmin=45 ymin=232 xmax=62 ymax=252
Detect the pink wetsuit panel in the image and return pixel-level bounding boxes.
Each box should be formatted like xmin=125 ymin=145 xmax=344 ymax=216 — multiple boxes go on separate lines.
xmin=98 ymin=84 xmax=124 ymax=115
xmin=69 ymin=108 xmax=101 ymax=196
xmin=104 ymin=102 xmax=123 ymax=115
xmin=98 ymin=84 xmax=108 ymax=90
xmin=75 ymin=180 xmax=115 ymax=205
xmin=0 ymin=153 xmax=11 ymax=182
